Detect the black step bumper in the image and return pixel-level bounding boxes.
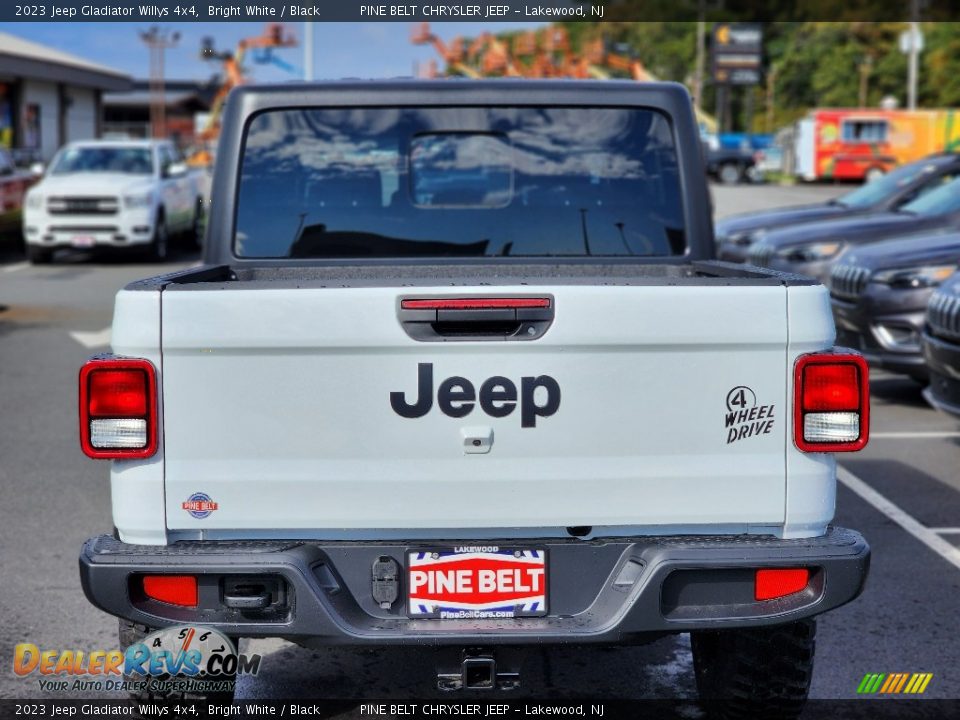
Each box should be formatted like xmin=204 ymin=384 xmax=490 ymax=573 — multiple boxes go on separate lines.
xmin=80 ymin=527 xmax=869 ymax=645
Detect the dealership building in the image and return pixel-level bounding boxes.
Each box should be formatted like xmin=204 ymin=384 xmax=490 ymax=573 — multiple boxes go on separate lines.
xmin=0 ymin=31 xmax=131 ymax=163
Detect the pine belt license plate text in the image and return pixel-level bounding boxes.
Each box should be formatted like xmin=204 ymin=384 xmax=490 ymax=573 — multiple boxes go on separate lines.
xmin=408 ymin=548 xmax=547 ymax=619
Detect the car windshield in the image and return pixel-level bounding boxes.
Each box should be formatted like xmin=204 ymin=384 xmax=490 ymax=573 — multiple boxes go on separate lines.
xmin=900 ymin=175 xmax=960 ymax=216
xmin=51 ymin=146 xmax=153 ymax=175
xmin=235 ymin=106 xmax=686 ymax=259
xmin=837 ymin=161 xmax=934 ymax=208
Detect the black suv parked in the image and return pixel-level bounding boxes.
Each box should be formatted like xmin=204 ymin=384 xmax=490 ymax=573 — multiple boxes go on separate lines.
xmin=831 ymin=234 xmax=960 ymax=380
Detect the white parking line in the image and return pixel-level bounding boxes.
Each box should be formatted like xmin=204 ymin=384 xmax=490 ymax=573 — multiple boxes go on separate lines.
xmin=69 ymin=327 xmax=111 ymax=348
xmin=871 ymin=431 xmax=960 ymax=439
xmin=930 ymin=528 xmax=960 ymax=535
xmin=838 ymin=466 xmax=960 ymax=572
xmin=3 ymin=262 xmax=29 ymax=273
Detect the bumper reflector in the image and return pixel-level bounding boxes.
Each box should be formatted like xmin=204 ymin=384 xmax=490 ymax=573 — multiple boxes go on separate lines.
xmin=755 ymin=568 xmax=810 ymax=601
xmin=803 ymin=412 xmax=860 ymax=444
xmin=90 ymin=418 xmax=147 ymax=448
xmin=142 ymin=575 xmax=198 ymax=607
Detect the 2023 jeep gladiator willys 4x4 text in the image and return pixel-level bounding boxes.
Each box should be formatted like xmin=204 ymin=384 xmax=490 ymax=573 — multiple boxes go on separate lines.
xmin=77 ymin=80 xmax=870 ymax=717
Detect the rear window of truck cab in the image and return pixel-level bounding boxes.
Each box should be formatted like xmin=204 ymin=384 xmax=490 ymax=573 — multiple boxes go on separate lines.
xmin=235 ymin=106 xmax=686 ymax=259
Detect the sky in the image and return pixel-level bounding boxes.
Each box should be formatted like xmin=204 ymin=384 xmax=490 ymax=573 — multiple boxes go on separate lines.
xmin=0 ymin=22 xmax=546 ymax=83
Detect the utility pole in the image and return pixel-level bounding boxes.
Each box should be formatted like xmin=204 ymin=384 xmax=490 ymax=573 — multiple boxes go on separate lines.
xmin=139 ymin=26 xmax=180 ymax=139
xmin=907 ymin=0 xmax=921 ymax=110
xmin=303 ymin=22 xmax=314 ymax=81
xmin=858 ymin=55 xmax=873 ymax=107
xmin=693 ymin=0 xmax=706 ymax=108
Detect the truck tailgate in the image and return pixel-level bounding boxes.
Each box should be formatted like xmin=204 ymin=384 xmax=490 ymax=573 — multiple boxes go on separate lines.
xmin=160 ymin=284 xmax=789 ymax=532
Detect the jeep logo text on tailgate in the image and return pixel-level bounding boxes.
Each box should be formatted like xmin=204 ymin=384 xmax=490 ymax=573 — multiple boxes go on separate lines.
xmin=390 ymin=363 xmax=561 ymax=427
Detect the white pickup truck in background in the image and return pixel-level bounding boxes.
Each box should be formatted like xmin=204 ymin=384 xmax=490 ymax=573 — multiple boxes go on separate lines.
xmin=77 ymin=81 xmax=871 ymax=718
xmin=22 ymin=139 xmax=204 ymax=263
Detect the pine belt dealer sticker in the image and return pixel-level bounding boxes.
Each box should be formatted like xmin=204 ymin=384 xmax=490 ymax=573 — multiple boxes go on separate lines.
xmin=182 ymin=492 xmax=218 ymax=519
xmin=725 ymin=386 xmax=775 ymax=444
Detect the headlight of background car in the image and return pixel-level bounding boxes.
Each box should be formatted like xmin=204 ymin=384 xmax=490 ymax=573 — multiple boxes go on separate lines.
xmin=124 ymin=192 xmax=153 ymax=209
xmin=25 ymin=192 xmax=43 ymax=209
xmin=873 ymin=264 xmax=957 ymax=289
xmin=776 ymin=241 xmax=844 ymax=262
xmin=737 ymin=229 xmax=765 ymax=246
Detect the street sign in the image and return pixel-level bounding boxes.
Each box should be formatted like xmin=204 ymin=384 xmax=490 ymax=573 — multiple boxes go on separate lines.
xmin=899 ymin=27 xmax=925 ymax=53
xmin=712 ymin=23 xmax=763 ymax=85
xmin=714 ymin=67 xmax=762 ymax=86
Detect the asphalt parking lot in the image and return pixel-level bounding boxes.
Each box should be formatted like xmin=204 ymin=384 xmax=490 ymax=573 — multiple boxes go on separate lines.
xmin=0 ymin=183 xmax=957 ymax=712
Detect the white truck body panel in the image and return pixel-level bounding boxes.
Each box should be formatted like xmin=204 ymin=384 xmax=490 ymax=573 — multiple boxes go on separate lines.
xmin=109 ymin=289 xmax=167 ymax=544
xmin=110 ymin=282 xmax=837 ymax=539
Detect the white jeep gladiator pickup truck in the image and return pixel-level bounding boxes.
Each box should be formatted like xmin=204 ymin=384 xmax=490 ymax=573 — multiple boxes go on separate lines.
xmin=23 ymin=139 xmax=204 ymax=263
xmin=78 ymin=81 xmax=870 ymax=716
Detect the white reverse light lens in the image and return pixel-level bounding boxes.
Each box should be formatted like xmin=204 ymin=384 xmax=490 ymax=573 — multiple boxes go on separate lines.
xmin=90 ymin=418 xmax=147 ymax=448
xmin=803 ymin=412 xmax=860 ymax=443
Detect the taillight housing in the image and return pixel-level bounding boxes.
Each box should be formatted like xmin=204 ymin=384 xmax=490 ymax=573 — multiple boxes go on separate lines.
xmin=794 ymin=351 xmax=869 ymax=452
xmin=79 ymin=357 xmax=157 ymax=459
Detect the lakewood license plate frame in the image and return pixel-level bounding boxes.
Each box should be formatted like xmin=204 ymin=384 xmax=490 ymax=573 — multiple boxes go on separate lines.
xmin=407 ymin=547 xmax=548 ymax=619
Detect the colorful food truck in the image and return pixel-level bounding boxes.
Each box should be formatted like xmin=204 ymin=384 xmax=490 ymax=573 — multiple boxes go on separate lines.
xmin=794 ymin=108 xmax=960 ymax=182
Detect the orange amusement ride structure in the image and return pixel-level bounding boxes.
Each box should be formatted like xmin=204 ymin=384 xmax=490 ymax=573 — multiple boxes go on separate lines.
xmin=411 ymin=23 xmax=654 ymax=82
xmin=188 ymin=23 xmax=298 ymax=167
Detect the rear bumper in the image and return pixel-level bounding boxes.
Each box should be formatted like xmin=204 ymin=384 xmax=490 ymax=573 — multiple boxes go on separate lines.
xmin=80 ymin=527 xmax=869 ymax=645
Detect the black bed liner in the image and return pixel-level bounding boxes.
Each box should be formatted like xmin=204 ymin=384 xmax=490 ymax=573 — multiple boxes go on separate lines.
xmin=127 ymin=260 xmax=817 ymax=292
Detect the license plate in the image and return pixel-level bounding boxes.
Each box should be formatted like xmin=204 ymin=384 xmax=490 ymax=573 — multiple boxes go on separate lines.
xmin=407 ymin=547 xmax=547 ymax=619
xmin=71 ymin=236 xmax=95 ymax=248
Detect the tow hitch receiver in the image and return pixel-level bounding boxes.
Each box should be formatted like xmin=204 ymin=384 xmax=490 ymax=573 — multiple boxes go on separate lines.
xmin=437 ymin=650 xmax=520 ymax=691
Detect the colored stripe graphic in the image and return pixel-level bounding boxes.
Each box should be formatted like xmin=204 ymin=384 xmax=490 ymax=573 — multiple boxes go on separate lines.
xmin=857 ymin=672 xmax=932 ymax=694
xmin=879 ymin=674 xmax=897 ymax=693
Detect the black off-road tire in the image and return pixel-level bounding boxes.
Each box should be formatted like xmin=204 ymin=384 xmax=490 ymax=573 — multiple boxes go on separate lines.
xmin=691 ymin=618 xmax=816 ymax=720
xmin=188 ymin=197 xmax=205 ymax=251
xmin=145 ymin=212 xmax=169 ymax=262
xmin=118 ymin=619 xmax=236 ymax=705
xmin=718 ymin=162 xmax=744 ymax=185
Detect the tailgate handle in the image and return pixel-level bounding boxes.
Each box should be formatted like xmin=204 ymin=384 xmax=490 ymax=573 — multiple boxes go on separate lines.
xmin=398 ymin=297 xmax=554 ymax=342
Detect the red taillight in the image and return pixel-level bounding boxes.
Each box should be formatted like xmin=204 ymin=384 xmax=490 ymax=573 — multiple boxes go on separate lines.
xmin=801 ymin=364 xmax=860 ymax=411
xmin=755 ymin=568 xmax=810 ymax=601
xmin=88 ymin=370 xmax=149 ymax=416
xmin=401 ymin=297 xmax=551 ymax=310
xmin=79 ymin=358 xmax=157 ymax=459
xmin=142 ymin=575 xmax=198 ymax=607
xmin=794 ymin=352 xmax=869 ymax=452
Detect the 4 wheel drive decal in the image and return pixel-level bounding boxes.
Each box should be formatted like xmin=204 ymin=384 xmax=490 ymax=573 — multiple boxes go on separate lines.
xmin=725 ymin=385 xmax=776 ymax=444
xmin=390 ymin=363 xmax=560 ymax=427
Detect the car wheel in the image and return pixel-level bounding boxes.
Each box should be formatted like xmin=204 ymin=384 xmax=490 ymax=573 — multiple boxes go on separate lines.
xmin=189 ymin=197 xmax=205 ymax=250
xmin=719 ymin=162 xmax=743 ymax=185
xmin=865 ymin=166 xmax=886 ymax=183
xmin=26 ymin=245 xmax=52 ymax=264
xmin=691 ymin=618 xmax=816 ymax=720
xmin=118 ymin=620 xmax=237 ymax=703
xmin=147 ymin=212 xmax=169 ymax=262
